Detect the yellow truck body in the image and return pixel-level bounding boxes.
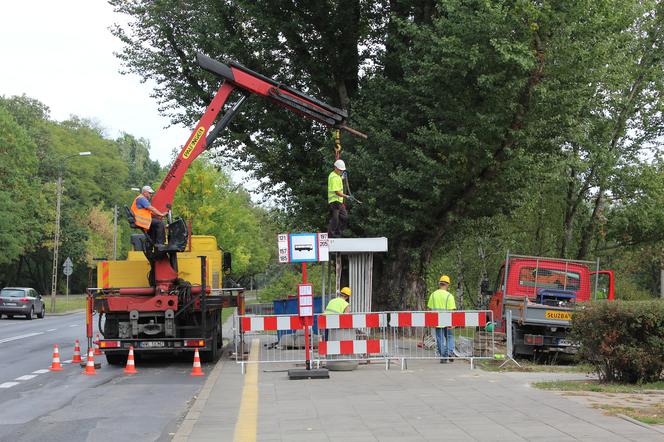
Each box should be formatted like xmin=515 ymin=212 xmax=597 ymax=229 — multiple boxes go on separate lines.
xmin=97 ymin=235 xmax=223 ymax=289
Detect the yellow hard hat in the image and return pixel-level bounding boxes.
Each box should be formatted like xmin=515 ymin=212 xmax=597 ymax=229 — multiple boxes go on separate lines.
xmin=340 ymin=287 xmax=352 ymax=297
xmin=439 ymin=275 xmax=451 ymax=284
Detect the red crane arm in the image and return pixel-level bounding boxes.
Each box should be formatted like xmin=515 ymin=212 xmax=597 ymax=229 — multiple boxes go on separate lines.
xmin=151 ymin=53 xmax=365 ymax=212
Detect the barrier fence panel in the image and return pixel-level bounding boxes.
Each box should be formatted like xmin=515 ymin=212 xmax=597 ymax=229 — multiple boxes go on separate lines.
xmin=234 ymin=314 xmax=314 ymax=373
xmin=388 ymin=310 xmax=494 ymax=369
xmin=315 ymin=313 xmax=389 ymax=367
xmin=234 ymin=310 xmax=494 ymax=372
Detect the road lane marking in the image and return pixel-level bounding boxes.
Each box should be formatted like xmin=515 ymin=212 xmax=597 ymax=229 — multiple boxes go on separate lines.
xmin=33 ymin=369 xmax=49 ymax=374
xmin=0 ymin=382 xmax=19 ymax=388
xmin=63 ymin=360 xmax=72 ymax=364
xmin=233 ymin=339 xmax=259 ymax=442
xmin=15 ymin=375 xmax=37 ymax=381
xmin=46 ymin=328 xmax=57 ymax=332
xmin=69 ymin=324 xmax=78 ymax=327
xmin=0 ymin=332 xmax=44 ymax=344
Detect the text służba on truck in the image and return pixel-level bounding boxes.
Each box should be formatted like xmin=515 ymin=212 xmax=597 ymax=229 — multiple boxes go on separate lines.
xmin=485 ymin=254 xmax=615 ymax=357
xmin=86 ymin=54 xmax=365 ymax=365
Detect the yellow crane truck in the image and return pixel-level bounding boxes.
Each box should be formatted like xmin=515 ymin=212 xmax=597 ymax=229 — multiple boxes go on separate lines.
xmin=85 ymin=53 xmax=363 ymax=364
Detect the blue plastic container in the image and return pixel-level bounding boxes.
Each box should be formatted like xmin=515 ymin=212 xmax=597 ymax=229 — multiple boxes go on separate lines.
xmin=273 ymin=296 xmax=323 ymax=339
xmin=536 ymin=288 xmax=576 ymax=305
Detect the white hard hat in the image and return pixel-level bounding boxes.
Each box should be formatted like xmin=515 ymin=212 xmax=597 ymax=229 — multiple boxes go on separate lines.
xmin=142 ymin=185 xmax=155 ymax=194
xmin=334 ymin=159 xmax=346 ymax=171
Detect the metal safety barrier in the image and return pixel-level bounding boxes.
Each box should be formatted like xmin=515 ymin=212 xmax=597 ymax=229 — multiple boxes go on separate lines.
xmin=316 ymin=312 xmax=389 ymax=368
xmin=234 ymin=314 xmax=315 ymax=373
xmin=234 ymin=310 xmax=494 ymax=372
xmin=388 ymin=310 xmax=494 ymax=370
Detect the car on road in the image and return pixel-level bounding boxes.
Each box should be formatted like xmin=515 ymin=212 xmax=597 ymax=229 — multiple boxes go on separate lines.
xmin=0 ymin=287 xmax=46 ymax=320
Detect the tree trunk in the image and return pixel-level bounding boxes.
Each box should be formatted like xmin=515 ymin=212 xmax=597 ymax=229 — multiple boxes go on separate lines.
xmin=373 ymin=243 xmax=428 ymax=310
xmin=577 ymin=186 xmax=605 ymax=260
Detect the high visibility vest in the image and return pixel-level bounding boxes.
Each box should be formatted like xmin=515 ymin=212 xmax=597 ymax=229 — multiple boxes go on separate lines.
xmin=324 ymin=297 xmax=349 ymax=314
xmin=328 ymin=171 xmax=343 ymax=203
xmin=130 ymin=195 xmax=152 ymax=230
xmin=427 ymin=289 xmax=456 ymax=328
xmin=427 ymin=289 xmax=456 ymax=310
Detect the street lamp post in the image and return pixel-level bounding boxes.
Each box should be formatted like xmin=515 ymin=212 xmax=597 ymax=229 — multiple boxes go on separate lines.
xmin=50 ymin=151 xmax=93 ymax=313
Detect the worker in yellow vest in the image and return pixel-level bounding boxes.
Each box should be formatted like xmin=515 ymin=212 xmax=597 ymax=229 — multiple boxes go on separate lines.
xmin=327 ymin=159 xmax=349 ymax=238
xmin=427 ymin=275 xmax=457 ymax=363
xmin=325 ymin=287 xmax=351 ymax=314
xmin=130 ymin=185 xmax=167 ymax=246
xmin=323 ymin=287 xmax=351 ymax=341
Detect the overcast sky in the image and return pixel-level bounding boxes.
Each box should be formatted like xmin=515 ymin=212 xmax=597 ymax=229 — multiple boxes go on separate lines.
xmin=0 ymin=0 xmax=190 ymax=166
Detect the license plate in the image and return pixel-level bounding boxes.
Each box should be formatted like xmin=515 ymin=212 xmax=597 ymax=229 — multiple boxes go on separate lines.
xmin=558 ymin=339 xmax=573 ymax=346
xmin=4 ymin=303 xmax=16 ymax=306
xmin=545 ymin=310 xmax=572 ymax=320
xmin=139 ymin=341 xmax=165 ymax=348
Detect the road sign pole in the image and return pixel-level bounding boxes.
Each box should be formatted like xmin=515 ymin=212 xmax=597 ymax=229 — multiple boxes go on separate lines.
xmin=66 ymin=274 xmax=69 ymax=306
xmin=302 ymin=263 xmax=311 ymax=370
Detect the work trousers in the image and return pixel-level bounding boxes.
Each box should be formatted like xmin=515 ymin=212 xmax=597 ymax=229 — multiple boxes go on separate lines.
xmin=327 ymin=202 xmax=348 ymax=238
xmin=148 ymin=218 xmax=165 ymax=245
xmin=435 ymin=327 xmax=455 ymax=358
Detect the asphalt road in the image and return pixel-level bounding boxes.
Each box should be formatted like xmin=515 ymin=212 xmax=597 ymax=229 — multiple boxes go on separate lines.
xmin=0 ymin=311 xmax=210 ymax=442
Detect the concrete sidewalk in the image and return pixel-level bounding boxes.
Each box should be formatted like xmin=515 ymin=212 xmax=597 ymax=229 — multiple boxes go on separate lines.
xmin=174 ymin=355 xmax=664 ymax=441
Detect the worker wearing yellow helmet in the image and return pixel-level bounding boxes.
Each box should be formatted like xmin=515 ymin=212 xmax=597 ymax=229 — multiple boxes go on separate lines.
xmin=427 ymin=275 xmax=457 ymax=363
xmin=325 ymin=286 xmax=351 ymax=314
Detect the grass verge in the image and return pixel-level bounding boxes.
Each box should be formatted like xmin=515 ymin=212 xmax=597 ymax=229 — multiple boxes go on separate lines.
xmin=533 ymin=379 xmax=664 ymax=393
xmin=221 ymin=307 xmax=235 ymax=325
xmin=597 ymin=404 xmax=664 ymax=425
xmin=479 ymin=359 xmax=593 ymax=373
xmin=50 ymin=295 xmax=87 ymax=313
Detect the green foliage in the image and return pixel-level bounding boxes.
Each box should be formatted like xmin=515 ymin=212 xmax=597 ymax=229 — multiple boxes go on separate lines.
xmin=258 ymin=263 xmax=327 ymax=302
xmin=570 ymin=300 xmax=664 ymax=383
xmin=109 ymin=0 xmax=664 ymax=307
xmin=171 ymin=159 xmax=274 ymax=278
xmin=0 ymin=106 xmax=45 ymax=265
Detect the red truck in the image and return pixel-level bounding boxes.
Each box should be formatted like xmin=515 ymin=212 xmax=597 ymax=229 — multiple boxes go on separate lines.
xmin=487 ymin=254 xmax=614 ymax=356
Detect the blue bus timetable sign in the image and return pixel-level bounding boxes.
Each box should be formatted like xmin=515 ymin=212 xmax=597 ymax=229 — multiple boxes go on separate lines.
xmin=277 ymin=233 xmax=329 ymax=263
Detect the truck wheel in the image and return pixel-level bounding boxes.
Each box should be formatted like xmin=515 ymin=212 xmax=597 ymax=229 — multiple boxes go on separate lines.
xmin=200 ymin=333 xmax=219 ymax=363
xmin=106 ymin=352 xmax=128 ymax=366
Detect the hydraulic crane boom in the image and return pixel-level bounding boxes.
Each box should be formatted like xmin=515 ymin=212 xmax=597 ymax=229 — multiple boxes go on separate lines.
xmin=151 ymin=53 xmax=365 ymax=213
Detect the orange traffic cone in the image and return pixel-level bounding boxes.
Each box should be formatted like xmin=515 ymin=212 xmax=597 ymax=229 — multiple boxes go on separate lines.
xmin=190 ymin=348 xmax=204 ymax=376
xmin=83 ymin=349 xmax=97 ymax=375
xmin=124 ymin=346 xmax=138 ymax=374
xmin=94 ymin=334 xmax=103 ymax=356
xmin=49 ymin=344 xmax=64 ymax=371
xmin=72 ymin=339 xmax=83 ymax=363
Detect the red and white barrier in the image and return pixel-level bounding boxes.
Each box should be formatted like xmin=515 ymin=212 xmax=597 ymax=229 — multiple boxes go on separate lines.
xmin=240 ymin=315 xmax=303 ymax=332
xmin=389 ymin=311 xmax=487 ymax=328
xmin=319 ymin=339 xmax=387 ymax=356
xmin=318 ymin=313 xmax=387 ymax=330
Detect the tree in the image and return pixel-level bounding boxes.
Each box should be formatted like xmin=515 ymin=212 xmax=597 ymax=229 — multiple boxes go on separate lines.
xmin=111 ymin=0 xmax=664 ymax=307
xmin=171 ymin=158 xmax=274 ymax=279
xmin=0 ymin=107 xmax=45 ymax=266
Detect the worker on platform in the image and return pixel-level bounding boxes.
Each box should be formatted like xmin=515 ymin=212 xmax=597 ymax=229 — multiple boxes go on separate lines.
xmin=325 ymin=287 xmax=351 ymax=314
xmin=130 ymin=185 xmax=167 ymax=246
xmin=327 ymin=159 xmax=350 ymax=238
xmin=427 ymin=275 xmax=457 ymax=363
